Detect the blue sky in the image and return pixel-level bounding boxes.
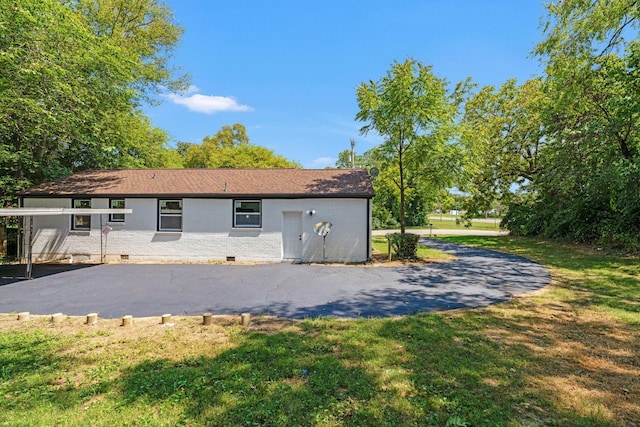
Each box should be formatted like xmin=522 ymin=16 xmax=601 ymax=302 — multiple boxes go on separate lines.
xmin=146 ymin=1 xmax=547 ymax=168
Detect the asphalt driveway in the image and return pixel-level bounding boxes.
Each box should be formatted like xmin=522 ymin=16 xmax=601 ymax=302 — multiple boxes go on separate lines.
xmin=0 ymin=239 xmax=551 ymax=319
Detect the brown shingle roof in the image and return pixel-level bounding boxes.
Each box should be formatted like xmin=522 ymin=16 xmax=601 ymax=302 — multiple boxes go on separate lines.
xmin=21 ymin=169 xmax=375 ymax=198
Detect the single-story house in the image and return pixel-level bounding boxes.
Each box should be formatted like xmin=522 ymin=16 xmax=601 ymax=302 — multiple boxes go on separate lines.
xmin=19 ymin=168 xmax=374 ymax=263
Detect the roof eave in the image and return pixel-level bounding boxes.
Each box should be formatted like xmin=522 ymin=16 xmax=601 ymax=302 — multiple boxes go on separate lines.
xmin=20 ymin=192 xmax=375 ymax=199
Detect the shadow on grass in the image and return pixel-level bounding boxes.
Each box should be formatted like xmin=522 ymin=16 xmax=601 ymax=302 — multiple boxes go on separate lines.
xmin=119 ymin=331 xmax=388 ymax=425
xmin=1 ymin=236 xmax=637 ymax=425
xmin=2 ymin=310 xmax=637 ymax=425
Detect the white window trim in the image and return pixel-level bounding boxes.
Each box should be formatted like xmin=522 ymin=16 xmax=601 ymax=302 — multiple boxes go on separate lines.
xmin=72 ymin=198 xmax=91 ymax=231
xmin=109 ymin=198 xmax=125 ymax=222
xmin=158 ymin=199 xmax=183 ymax=232
xmin=233 ymin=199 xmax=262 ymax=228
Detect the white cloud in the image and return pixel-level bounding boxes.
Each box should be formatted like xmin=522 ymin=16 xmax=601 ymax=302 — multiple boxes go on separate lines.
xmin=309 ymin=157 xmax=337 ymax=168
xmin=166 ymin=89 xmax=253 ymax=114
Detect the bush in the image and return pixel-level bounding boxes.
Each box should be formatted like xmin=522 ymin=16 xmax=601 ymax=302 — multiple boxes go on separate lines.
xmin=371 ymin=206 xmax=400 ymax=230
xmin=386 ymin=233 xmax=420 ymax=260
xmin=597 ymin=232 xmax=640 ymax=254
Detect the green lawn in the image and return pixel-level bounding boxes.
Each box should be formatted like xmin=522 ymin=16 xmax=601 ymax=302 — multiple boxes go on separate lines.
xmin=1 ymin=236 xmax=638 ymax=426
xmin=419 ymin=217 xmax=503 ymax=231
xmin=371 ymin=236 xmax=456 ymax=262
xmin=374 ymin=216 xmax=503 ymax=232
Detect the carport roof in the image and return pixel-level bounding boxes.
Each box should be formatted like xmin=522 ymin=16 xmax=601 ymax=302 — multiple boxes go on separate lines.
xmin=0 ymin=208 xmax=132 ymax=216
xmin=20 ymin=168 xmax=375 ymax=199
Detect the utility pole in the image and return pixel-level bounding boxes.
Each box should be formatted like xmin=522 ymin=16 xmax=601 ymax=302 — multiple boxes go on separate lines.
xmin=350 ymin=139 xmax=356 ymax=168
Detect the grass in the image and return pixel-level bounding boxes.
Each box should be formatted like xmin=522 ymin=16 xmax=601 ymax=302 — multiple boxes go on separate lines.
xmin=376 ymin=216 xmax=501 ymax=232
xmin=419 ymin=217 xmax=503 ymax=232
xmin=1 ymin=236 xmax=639 ymax=426
xmin=371 ymin=236 xmax=456 ymax=262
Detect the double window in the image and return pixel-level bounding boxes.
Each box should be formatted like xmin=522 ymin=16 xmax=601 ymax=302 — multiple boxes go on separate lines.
xmin=158 ymin=199 xmax=182 ymax=231
xmin=72 ymin=199 xmax=91 ymax=230
xmin=234 ymin=200 xmax=261 ymax=228
xmin=109 ymin=199 xmax=125 ymax=222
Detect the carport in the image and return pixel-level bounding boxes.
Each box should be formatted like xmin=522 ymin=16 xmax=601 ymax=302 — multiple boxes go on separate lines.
xmin=0 ymin=207 xmax=132 ymax=279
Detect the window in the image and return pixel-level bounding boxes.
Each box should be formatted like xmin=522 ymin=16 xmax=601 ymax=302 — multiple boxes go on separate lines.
xmin=234 ymin=200 xmax=261 ymax=228
xmin=158 ymin=199 xmax=182 ymax=231
xmin=72 ymin=199 xmax=91 ymax=230
xmin=109 ymin=198 xmax=125 ymax=222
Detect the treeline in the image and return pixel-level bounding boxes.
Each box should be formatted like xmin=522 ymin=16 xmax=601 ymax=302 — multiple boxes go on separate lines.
xmin=3 ymin=1 xmax=638 ymax=250
xmin=348 ymin=1 xmax=640 ymax=251
xmin=462 ymin=1 xmax=640 ymax=251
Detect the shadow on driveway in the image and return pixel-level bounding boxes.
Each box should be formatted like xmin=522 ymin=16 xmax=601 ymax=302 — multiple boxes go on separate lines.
xmin=0 ymin=240 xmax=551 ymax=319
xmin=0 ymin=264 xmax=97 ymax=286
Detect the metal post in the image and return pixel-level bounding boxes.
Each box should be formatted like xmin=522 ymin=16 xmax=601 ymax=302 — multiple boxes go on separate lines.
xmin=323 ymin=235 xmax=327 ymax=262
xmin=100 ymin=214 xmax=104 ymax=264
xmin=25 ymin=216 xmax=33 ymax=280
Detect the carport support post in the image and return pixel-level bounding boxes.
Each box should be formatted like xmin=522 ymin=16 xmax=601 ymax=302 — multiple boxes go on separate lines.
xmin=25 ymin=216 xmax=33 ymax=280
xmin=100 ymin=214 xmax=104 ymax=264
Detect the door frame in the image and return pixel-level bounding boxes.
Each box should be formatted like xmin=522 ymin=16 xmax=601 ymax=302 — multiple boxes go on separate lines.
xmin=282 ymin=211 xmax=303 ymax=261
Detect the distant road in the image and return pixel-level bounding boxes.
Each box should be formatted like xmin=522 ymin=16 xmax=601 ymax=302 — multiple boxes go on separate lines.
xmin=427 ymin=216 xmax=502 ymax=224
xmin=372 ymin=228 xmax=509 ymax=237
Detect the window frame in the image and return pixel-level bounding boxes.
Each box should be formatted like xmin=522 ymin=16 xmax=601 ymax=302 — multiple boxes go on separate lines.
xmin=109 ymin=198 xmax=125 ymax=222
xmin=158 ymin=199 xmax=183 ymax=232
xmin=72 ymin=198 xmax=91 ymax=230
xmin=233 ymin=199 xmax=262 ymax=228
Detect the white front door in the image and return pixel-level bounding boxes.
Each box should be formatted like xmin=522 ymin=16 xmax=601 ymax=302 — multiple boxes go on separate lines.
xmin=282 ymin=211 xmax=302 ymax=260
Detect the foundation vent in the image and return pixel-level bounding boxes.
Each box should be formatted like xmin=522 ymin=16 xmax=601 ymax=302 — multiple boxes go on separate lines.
xmin=226 ymin=256 xmax=236 ymax=262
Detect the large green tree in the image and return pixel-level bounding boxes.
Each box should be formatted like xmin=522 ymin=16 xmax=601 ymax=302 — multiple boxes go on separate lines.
xmin=536 ymin=0 xmax=640 ymax=164
xmin=0 ymin=0 xmax=185 ymax=208
xmin=458 ymin=78 xmax=546 ymax=218
xmin=180 ymin=124 xmax=300 ymax=169
xmin=71 ymin=0 xmax=188 ymax=99
xmin=355 ymin=59 xmax=458 ymax=233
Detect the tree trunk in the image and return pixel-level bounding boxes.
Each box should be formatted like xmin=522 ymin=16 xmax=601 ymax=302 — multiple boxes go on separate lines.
xmin=398 ymin=133 xmax=406 ymax=235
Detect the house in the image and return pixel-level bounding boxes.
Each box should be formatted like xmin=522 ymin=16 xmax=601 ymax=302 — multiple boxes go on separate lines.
xmin=19 ymin=168 xmax=374 ymax=263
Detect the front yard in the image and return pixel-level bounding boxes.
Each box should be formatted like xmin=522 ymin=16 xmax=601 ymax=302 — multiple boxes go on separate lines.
xmin=0 ymin=236 xmax=638 ymax=426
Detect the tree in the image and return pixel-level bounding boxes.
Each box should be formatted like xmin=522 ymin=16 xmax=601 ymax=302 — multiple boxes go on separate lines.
xmin=458 ymin=78 xmax=545 ymax=219
xmin=180 ymin=124 xmax=300 ymax=169
xmin=355 ymin=59 xmax=457 ymax=234
xmin=71 ymin=0 xmax=189 ymax=99
xmin=500 ymin=0 xmax=640 ymax=249
xmin=334 ymin=149 xmax=370 ymax=169
xmin=0 ymin=0 xmax=119 ymax=204
xmin=0 ymin=0 xmax=187 ymax=210
xmin=203 ymin=124 xmax=250 ymax=149
xmin=536 ymin=0 xmax=640 ymax=164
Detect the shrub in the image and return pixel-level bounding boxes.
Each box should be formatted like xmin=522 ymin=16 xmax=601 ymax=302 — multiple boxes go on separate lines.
xmin=386 ymin=233 xmax=420 ymax=260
